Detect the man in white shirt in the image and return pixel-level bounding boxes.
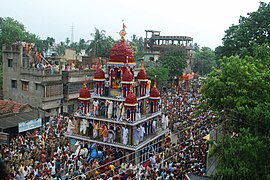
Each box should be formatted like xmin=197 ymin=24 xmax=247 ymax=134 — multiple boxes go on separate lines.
xmin=139 ymin=125 xmax=145 ymax=142
xmin=93 ymin=99 xmax=99 ymax=116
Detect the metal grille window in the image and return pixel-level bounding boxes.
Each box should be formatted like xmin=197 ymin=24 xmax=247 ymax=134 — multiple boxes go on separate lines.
xmin=11 ymin=80 xmax=17 ymax=89
xmin=22 ymin=81 xmax=29 ymax=91
xmin=68 ymin=84 xmax=84 ymax=94
xmin=46 ymin=84 xmax=62 ymax=97
xmin=8 ymin=59 xmax=13 ymax=67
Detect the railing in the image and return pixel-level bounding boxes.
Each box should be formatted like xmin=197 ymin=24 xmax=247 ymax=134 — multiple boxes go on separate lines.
xmin=65 ymin=127 xmax=167 ymax=149
xmin=20 ymin=67 xmax=62 ymax=76
xmin=2 ymin=45 xmax=20 ymax=52
xmin=43 ymin=94 xmax=63 ymax=102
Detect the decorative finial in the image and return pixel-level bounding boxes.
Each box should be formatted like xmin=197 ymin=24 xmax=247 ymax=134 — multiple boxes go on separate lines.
xmin=119 ymin=20 xmax=127 ymax=41
xmin=125 ymin=56 xmax=129 ymax=65
xmin=98 ymin=64 xmax=102 ymax=69
xmin=83 ymin=77 xmax=87 ymax=88
xmin=154 ymin=75 xmax=157 ymax=88
xmin=141 ymin=59 xmax=145 ymax=70
xmin=130 ymin=83 xmax=134 ymax=93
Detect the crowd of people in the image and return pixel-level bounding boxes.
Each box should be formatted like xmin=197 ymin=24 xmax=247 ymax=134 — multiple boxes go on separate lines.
xmin=0 ymin=116 xmax=89 ymax=180
xmin=0 ymin=77 xmax=217 ymax=179
xmin=87 ymin=77 xmax=217 ymax=179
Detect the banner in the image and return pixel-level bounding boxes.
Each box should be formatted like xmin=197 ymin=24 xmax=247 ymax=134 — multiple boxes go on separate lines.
xmin=18 ymin=118 xmax=42 ymax=133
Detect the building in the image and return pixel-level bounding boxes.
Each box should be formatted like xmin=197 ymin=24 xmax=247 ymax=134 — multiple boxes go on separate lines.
xmin=62 ymin=69 xmax=95 ymax=114
xmin=1 ymin=43 xmax=96 ymax=116
xmin=65 ymin=26 xmax=169 ymax=165
xmin=144 ymin=30 xmax=194 ymax=73
xmin=0 ymin=100 xmax=49 ymax=137
xmin=2 ymin=43 xmax=63 ymax=115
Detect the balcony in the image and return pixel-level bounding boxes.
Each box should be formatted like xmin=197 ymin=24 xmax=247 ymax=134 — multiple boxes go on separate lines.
xmin=75 ymin=111 xmax=161 ymax=126
xmin=63 ymin=70 xmax=95 ymax=83
xmin=43 ymin=94 xmax=63 ymax=102
xmin=65 ymin=128 xmax=168 ymax=151
xmin=2 ymin=45 xmax=20 ymax=53
xmin=20 ymin=67 xmax=62 ymax=76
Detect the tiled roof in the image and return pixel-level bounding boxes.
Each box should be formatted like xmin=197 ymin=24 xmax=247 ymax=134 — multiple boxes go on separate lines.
xmin=0 ymin=100 xmax=28 ymax=114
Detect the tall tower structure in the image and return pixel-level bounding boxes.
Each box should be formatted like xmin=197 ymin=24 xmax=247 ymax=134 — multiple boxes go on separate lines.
xmin=65 ymin=24 xmax=169 ymax=166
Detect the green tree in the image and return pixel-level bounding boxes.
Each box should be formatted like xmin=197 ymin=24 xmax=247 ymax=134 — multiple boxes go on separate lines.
xmin=159 ymin=46 xmax=187 ymax=80
xmin=87 ymin=28 xmax=107 ymax=57
xmin=202 ymin=46 xmax=270 ymax=179
xmin=57 ymin=41 xmax=66 ymax=56
xmin=0 ymin=17 xmax=38 ymax=90
xmin=129 ymin=34 xmax=144 ymax=61
xmin=214 ymin=128 xmax=270 ymax=180
xmin=98 ymin=36 xmax=115 ymax=57
xmin=146 ymin=67 xmax=169 ymax=86
xmin=192 ymin=47 xmax=216 ymax=75
xmin=0 ymin=17 xmax=36 ymax=47
xmin=220 ymin=2 xmax=270 ymax=57
xmin=65 ymin=37 xmax=70 ymax=46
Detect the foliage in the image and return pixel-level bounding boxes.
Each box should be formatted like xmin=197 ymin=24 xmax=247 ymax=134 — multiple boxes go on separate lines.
xmin=0 ymin=17 xmax=35 ymax=47
xmin=202 ymin=46 xmax=270 ymax=179
xmin=86 ymin=28 xmax=115 ymax=58
xmin=220 ymin=2 xmax=270 ymax=57
xmin=146 ymin=67 xmax=169 ymax=86
xmin=214 ymin=128 xmax=270 ymax=180
xmin=0 ymin=17 xmax=39 ymax=90
xmin=159 ymin=46 xmax=187 ymax=79
xmin=202 ymin=54 xmax=270 ymax=135
xmin=192 ymin=47 xmax=216 ymax=75
xmin=129 ymin=34 xmax=144 ymax=61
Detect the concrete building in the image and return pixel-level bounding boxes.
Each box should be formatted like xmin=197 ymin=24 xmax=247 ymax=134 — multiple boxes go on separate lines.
xmin=144 ymin=30 xmax=194 ymax=74
xmin=62 ymin=69 xmax=95 ymax=114
xmin=2 ymin=43 xmax=95 ymax=116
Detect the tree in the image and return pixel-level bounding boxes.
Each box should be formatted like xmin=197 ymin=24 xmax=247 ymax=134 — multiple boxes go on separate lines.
xmin=202 ymin=54 xmax=270 ymax=134
xmin=214 ymin=128 xmax=270 ymax=180
xmin=57 ymin=41 xmax=66 ymax=56
xmin=146 ymin=67 xmax=169 ymax=86
xmin=202 ymin=46 xmax=270 ymax=179
xmin=0 ymin=17 xmax=36 ymax=47
xmin=220 ymin=2 xmax=270 ymax=57
xmin=65 ymin=37 xmax=70 ymax=47
xmin=192 ymin=47 xmax=216 ymax=75
xmin=87 ymin=28 xmax=107 ymax=57
xmin=129 ymin=34 xmax=144 ymax=61
xmin=159 ymin=46 xmax=187 ymax=80
xmin=0 ymin=17 xmax=38 ymax=90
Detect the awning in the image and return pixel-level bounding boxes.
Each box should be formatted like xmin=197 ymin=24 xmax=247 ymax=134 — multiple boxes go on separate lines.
xmin=0 ymin=109 xmax=51 ymax=129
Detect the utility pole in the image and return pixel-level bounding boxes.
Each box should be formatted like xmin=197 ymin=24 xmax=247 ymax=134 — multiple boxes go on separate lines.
xmin=71 ymin=24 xmax=74 ymax=44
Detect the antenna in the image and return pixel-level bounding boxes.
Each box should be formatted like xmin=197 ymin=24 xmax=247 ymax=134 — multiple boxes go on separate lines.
xmin=71 ymin=24 xmax=74 ymax=44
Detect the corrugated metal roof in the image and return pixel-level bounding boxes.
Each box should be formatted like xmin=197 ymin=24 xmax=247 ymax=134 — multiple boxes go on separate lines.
xmin=0 ymin=109 xmax=39 ymax=129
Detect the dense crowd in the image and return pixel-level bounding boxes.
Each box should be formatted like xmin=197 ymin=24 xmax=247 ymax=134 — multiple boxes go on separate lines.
xmin=89 ymin=77 xmax=217 ymax=179
xmin=0 ymin=116 xmax=97 ymax=179
xmin=0 ymin=77 xmax=216 ymax=179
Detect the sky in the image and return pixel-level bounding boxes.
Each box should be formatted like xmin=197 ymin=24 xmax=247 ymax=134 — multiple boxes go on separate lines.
xmin=1 ymin=0 xmax=269 ymax=49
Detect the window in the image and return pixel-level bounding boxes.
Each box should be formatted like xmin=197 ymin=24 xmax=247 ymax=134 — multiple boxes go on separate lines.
xmin=36 ymin=84 xmax=39 ymax=90
xmin=8 ymin=59 xmax=13 ymax=67
xmin=11 ymin=80 xmax=17 ymax=89
xmin=68 ymin=84 xmax=83 ymax=94
xmin=46 ymin=84 xmax=62 ymax=97
xmin=22 ymin=81 xmax=29 ymax=91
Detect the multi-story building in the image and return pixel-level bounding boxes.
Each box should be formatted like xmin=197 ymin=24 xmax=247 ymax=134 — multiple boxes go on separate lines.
xmin=62 ymin=70 xmax=95 ymax=114
xmin=144 ymin=30 xmax=194 ymax=73
xmin=2 ymin=43 xmax=96 ymax=116
xmin=2 ymin=43 xmax=63 ymax=115
xmin=65 ymin=26 xmax=169 ymax=166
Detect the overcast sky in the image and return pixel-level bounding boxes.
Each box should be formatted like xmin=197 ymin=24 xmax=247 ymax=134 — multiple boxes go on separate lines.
xmin=1 ymin=0 xmax=268 ymax=49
